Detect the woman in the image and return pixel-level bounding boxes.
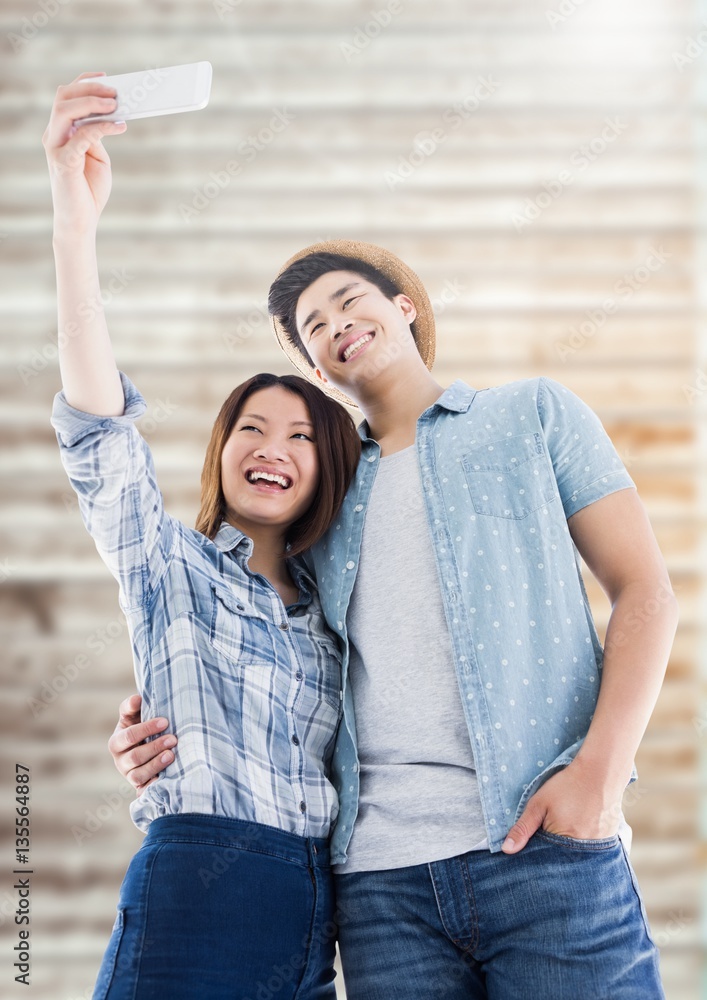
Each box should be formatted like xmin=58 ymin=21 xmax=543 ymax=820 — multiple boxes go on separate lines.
xmin=44 ymin=74 xmax=360 ymax=999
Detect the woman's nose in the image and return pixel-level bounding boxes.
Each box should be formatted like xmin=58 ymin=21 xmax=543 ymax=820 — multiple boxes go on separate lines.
xmin=253 ymin=439 xmax=288 ymax=461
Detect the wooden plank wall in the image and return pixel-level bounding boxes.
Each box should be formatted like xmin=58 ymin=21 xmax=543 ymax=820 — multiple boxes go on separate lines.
xmin=0 ymin=1 xmax=703 ymax=997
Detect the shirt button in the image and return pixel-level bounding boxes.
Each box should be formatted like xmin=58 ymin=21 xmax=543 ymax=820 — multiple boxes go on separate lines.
xmin=346 ymin=561 xmax=355 ymax=570
xmin=279 ymin=622 xmax=289 ymax=631
xmin=299 ymin=801 xmax=306 ymax=813
xmin=354 ymin=504 xmax=364 ymax=512
xmin=292 ymin=735 xmax=300 ymax=746
xmin=296 ymin=671 xmax=303 ymax=681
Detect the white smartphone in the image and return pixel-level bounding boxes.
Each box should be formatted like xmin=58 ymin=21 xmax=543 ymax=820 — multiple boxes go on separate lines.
xmin=73 ymin=61 xmax=212 ymax=125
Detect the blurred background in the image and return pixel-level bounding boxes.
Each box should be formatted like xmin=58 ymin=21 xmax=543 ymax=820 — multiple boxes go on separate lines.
xmin=0 ymin=0 xmax=704 ymax=997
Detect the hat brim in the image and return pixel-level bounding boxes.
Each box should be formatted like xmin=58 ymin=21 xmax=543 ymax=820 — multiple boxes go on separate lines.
xmin=270 ymin=239 xmax=436 ymax=409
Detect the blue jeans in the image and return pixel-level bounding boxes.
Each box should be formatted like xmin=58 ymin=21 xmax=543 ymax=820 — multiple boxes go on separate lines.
xmin=93 ymin=814 xmax=337 ymax=1000
xmin=334 ymin=832 xmax=664 ymax=1000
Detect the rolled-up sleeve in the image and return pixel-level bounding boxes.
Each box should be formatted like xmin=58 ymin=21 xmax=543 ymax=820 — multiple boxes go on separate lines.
xmin=537 ymin=376 xmax=636 ymax=519
xmin=51 ymin=372 xmax=175 ymax=610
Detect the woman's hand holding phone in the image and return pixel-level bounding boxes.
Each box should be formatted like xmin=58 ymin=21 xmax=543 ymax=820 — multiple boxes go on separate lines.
xmin=43 ymin=72 xmax=126 ymax=416
xmin=42 ymin=72 xmax=127 ymax=240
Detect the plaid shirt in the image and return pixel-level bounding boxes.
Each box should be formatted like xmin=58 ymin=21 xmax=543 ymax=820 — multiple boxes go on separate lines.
xmin=51 ymin=373 xmax=342 ymax=839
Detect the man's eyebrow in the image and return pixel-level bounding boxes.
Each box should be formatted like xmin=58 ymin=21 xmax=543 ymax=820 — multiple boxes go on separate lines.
xmin=301 ymin=282 xmax=362 ymax=335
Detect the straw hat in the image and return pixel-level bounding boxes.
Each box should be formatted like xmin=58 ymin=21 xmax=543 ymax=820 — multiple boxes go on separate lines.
xmin=270 ymin=239 xmax=436 ymax=408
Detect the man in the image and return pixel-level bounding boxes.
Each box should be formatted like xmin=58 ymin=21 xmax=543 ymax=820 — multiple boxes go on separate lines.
xmin=110 ymin=240 xmax=677 ymax=998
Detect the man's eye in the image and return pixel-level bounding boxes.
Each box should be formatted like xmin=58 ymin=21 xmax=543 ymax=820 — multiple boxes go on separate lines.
xmin=343 ymin=296 xmax=361 ymax=309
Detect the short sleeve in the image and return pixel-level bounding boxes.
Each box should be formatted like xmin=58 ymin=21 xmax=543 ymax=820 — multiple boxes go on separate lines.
xmin=536 ymin=377 xmax=635 ymax=519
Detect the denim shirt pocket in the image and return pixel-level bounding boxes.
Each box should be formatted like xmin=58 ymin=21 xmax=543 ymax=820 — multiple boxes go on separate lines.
xmin=462 ymin=433 xmax=557 ymax=519
xmin=208 ymin=583 xmax=275 ymax=664
xmin=314 ymin=634 xmax=345 ymax=712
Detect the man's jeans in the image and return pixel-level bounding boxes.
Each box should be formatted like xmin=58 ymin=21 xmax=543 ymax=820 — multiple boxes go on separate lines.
xmin=334 ymin=831 xmax=664 ymax=1000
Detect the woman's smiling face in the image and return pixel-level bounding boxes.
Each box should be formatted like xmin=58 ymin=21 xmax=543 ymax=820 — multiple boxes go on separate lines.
xmin=220 ymin=385 xmax=320 ymax=538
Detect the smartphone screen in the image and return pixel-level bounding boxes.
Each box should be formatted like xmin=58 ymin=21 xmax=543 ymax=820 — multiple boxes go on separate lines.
xmin=74 ymin=61 xmax=212 ymax=124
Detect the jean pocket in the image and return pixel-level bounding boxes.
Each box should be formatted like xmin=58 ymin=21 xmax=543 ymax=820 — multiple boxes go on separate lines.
xmin=92 ymin=907 xmax=125 ymax=999
xmin=462 ymin=433 xmax=556 ymax=519
xmin=536 ymin=830 xmax=619 ymax=851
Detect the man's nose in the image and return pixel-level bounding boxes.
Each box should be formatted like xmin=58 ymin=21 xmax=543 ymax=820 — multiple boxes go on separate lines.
xmin=332 ymin=316 xmax=355 ymax=340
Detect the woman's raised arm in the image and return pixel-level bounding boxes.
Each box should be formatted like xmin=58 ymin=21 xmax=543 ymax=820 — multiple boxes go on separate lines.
xmin=43 ymin=73 xmax=127 ymax=415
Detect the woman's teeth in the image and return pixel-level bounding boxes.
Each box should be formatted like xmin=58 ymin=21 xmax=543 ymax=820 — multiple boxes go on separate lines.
xmin=247 ymin=471 xmax=291 ymax=489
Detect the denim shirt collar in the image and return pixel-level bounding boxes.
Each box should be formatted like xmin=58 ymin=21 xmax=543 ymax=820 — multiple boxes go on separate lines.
xmin=356 ymin=380 xmax=477 ymax=442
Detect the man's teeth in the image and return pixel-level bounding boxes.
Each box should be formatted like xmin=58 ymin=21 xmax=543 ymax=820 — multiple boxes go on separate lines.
xmin=343 ymin=333 xmax=373 ymax=361
xmin=247 ymin=471 xmax=291 ymax=488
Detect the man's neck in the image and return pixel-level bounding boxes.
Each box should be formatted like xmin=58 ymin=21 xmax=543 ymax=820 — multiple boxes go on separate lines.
xmin=356 ymin=363 xmax=445 ymax=454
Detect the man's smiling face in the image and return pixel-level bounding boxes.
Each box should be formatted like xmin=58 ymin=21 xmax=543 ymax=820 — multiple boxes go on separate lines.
xmin=295 ymin=270 xmax=417 ymax=398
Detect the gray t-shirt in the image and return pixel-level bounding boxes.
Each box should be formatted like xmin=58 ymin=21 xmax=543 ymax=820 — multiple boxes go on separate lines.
xmin=334 ymin=445 xmax=487 ymax=874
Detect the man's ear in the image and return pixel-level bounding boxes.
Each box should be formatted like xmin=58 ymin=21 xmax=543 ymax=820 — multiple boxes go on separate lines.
xmin=314 ymin=368 xmax=329 ymax=385
xmin=395 ymin=293 xmax=417 ymax=326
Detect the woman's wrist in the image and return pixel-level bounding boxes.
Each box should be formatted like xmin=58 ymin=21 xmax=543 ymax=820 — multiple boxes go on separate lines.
xmin=52 ymin=219 xmax=98 ymax=250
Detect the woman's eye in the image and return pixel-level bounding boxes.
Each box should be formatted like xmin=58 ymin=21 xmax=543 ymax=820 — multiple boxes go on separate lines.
xmin=310 ymin=322 xmax=324 ymax=335
xmin=239 ymin=424 xmax=261 ymax=433
xmin=343 ymin=296 xmax=360 ymax=309
xmin=292 ymin=433 xmax=314 ymax=441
